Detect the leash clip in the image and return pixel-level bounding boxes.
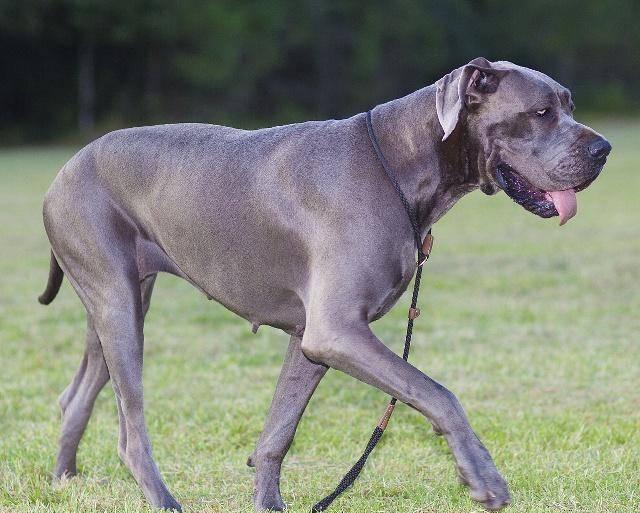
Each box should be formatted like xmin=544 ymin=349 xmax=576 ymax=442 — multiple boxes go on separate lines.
xmin=416 ymin=233 xmax=434 ymax=267
xmin=377 ymin=402 xmax=396 ymax=430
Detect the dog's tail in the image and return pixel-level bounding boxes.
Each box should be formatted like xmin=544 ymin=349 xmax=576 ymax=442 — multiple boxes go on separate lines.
xmin=38 ymin=251 xmax=64 ymax=305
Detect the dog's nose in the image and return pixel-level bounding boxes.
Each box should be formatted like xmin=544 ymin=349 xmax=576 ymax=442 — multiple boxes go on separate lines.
xmin=588 ymin=138 xmax=612 ymax=160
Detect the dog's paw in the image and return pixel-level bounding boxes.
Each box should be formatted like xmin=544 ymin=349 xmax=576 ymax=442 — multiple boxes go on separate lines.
xmin=53 ymin=461 xmax=77 ymax=481
xmin=450 ymin=435 xmax=511 ymax=510
xmin=157 ymin=494 xmax=183 ymax=512
xmin=458 ymin=462 xmax=511 ymax=511
xmin=253 ymin=471 xmax=286 ymax=511
xmin=468 ymin=479 xmax=511 ymax=511
xmin=253 ymin=490 xmax=286 ymax=511
xmin=469 ymin=488 xmax=511 ymax=511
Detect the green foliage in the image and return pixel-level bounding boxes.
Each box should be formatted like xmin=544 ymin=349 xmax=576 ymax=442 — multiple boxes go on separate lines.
xmin=0 ymin=0 xmax=639 ymax=142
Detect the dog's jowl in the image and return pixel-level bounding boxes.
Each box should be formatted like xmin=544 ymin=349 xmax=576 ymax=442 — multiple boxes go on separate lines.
xmin=39 ymin=58 xmax=610 ymax=511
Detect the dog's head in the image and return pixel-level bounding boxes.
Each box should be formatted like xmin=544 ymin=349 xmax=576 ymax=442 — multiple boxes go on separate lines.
xmin=436 ymin=57 xmax=611 ymax=225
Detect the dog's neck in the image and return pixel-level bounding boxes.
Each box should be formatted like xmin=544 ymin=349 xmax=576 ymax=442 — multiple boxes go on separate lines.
xmin=371 ymin=86 xmax=479 ymax=238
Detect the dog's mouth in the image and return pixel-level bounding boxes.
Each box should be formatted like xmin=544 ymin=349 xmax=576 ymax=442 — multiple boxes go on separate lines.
xmin=495 ymin=163 xmax=602 ymax=225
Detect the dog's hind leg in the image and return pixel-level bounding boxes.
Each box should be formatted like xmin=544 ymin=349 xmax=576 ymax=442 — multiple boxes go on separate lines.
xmin=43 ymin=159 xmax=178 ymax=509
xmin=90 ymin=270 xmax=180 ymax=511
xmin=115 ymin=274 xmax=156 ymax=462
xmin=249 ymin=334 xmax=328 ymax=511
xmin=53 ymin=274 xmax=157 ymax=479
xmin=54 ymin=322 xmax=109 ymax=478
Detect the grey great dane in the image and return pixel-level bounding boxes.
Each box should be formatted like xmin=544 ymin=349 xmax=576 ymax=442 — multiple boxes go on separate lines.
xmin=39 ymin=58 xmax=611 ymax=511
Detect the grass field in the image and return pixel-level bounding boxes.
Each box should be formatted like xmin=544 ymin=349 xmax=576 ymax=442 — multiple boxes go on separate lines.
xmin=1 ymin=120 xmax=638 ymax=513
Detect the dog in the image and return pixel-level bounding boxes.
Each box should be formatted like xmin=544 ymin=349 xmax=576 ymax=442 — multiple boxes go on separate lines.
xmin=39 ymin=57 xmax=611 ymax=511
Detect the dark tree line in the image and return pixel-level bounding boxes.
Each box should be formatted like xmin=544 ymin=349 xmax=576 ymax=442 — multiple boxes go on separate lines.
xmin=1 ymin=0 xmax=638 ymax=143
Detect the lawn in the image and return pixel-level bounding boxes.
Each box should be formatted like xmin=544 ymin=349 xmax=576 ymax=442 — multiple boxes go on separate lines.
xmin=0 ymin=119 xmax=638 ymax=513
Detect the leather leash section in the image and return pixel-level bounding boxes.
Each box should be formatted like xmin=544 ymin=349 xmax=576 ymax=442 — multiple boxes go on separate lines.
xmin=312 ymin=112 xmax=434 ymax=512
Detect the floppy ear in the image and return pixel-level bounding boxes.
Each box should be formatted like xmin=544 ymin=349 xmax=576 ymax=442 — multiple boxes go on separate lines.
xmin=435 ymin=57 xmax=503 ymax=141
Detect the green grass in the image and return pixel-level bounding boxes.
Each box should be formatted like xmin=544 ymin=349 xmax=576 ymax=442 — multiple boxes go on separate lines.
xmin=1 ymin=120 xmax=639 ymax=513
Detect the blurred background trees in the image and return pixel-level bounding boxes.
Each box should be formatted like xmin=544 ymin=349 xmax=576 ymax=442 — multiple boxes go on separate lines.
xmin=0 ymin=0 xmax=638 ymax=143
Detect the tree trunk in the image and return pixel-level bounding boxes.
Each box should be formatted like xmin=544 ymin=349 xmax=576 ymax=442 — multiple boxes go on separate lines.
xmin=308 ymin=0 xmax=351 ymax=118
xmin=78 ymin=35 xmax=95 ymax=137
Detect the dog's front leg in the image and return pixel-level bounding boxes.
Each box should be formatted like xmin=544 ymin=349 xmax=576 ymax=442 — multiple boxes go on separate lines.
xmin=301 ymin=319 xmax=511 ymax=511
xmin=249 ymin=334 xmax=328 ymax=511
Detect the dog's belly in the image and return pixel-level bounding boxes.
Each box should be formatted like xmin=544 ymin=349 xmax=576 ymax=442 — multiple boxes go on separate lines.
xmin=131 ymin=203 xmax=310 ymax=334
xmin=168 ymin=242 xmax=308 ymax=335
xmin=134 ymin=235 xmax=306 ymax=333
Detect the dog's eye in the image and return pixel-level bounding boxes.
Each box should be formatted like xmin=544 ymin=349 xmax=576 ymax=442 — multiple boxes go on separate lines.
xmin=535 ymin=108 xmax=549 ymax=117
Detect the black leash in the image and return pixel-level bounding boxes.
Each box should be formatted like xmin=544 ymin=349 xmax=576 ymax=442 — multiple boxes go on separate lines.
xmin=312 ymin=110 xmax=433 ymax=512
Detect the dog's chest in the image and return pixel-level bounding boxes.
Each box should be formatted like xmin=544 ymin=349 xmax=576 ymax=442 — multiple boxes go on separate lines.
xmin=367 ymin=256 xmax=416 ymax=322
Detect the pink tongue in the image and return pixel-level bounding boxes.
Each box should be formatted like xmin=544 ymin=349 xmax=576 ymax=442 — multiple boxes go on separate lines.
xmin=548 ymin=189 xmax=577 ymax=226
